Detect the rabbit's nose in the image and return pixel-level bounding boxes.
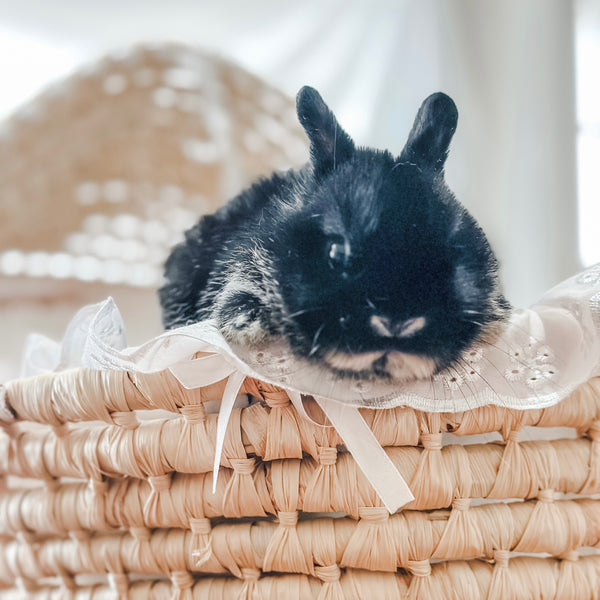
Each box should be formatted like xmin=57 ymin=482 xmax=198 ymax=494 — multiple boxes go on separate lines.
xmin=370 ymin=315 xmax=426 ymax=338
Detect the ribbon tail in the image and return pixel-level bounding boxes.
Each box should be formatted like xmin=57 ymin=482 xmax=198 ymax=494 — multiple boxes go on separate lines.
xmin=314 ymin=395 xmax=414 ymax=513
xmin=170 ymin=355 xmax=236 ymax=389
xmin=287 ymin=391 xmax=333 ymax=428
xmin=212 ymin=370 xmax=247 ymax=493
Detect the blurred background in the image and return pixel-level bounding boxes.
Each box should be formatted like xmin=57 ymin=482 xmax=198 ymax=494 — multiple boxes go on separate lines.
xmin=0 ymin=0 xmax=598 ymax=380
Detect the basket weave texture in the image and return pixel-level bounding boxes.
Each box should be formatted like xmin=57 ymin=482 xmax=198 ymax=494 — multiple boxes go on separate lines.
xmin=1 ymin=370 xmax=599 ymax=599
xmin=0 ymin=43 xmax=307 ymax=286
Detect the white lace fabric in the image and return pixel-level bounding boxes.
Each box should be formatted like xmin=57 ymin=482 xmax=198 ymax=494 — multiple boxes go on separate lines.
xmin=22 ymin=263 xmax=600 ymax=414
xmin=18 ymin=264 xmax=600 ymax=513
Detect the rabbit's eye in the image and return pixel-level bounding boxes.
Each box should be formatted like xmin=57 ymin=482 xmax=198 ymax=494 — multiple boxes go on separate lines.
xmin=327 ymin=236 xmax=351 ymax=271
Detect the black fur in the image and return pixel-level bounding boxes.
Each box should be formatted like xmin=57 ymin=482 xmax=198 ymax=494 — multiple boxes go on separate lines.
xmin=159 ymin=86 xmax=510 ymax=382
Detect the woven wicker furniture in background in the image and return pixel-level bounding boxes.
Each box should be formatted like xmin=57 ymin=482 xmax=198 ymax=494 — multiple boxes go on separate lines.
xmin=0 ymin=44 xmax=308 ymax=382
xmin=0 ymin=370 xmax=599 ymax=598
xmin=0 ymin=43 xmax=306 ymax=274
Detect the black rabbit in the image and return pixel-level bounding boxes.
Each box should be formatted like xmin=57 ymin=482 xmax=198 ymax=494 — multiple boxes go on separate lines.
xmin=159 ymin=86 xmax=510 ymax=382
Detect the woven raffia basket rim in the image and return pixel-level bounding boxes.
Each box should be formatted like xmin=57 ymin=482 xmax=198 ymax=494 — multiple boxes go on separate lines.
xmin=1 ymin=368 xmax=600 ymax=598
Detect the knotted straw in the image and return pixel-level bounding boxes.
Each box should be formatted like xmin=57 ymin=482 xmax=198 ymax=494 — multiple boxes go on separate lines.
xmin=1 ymin=367 xmax=600 ymax=598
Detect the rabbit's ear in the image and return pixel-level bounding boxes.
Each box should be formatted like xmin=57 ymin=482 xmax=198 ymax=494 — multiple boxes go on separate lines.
xmin=399 ymin=92 xmax=458 ymax=175
xmin=296 ymin=86 xmax=355 ymax=178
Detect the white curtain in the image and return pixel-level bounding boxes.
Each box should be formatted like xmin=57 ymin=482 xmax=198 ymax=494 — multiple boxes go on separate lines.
xmin=436 ymin=0 xmax=579 ymax=307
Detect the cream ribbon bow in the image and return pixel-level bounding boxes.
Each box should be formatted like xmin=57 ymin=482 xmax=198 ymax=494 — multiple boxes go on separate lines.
xmin=21 ymin=297 xmax=414 ymax=513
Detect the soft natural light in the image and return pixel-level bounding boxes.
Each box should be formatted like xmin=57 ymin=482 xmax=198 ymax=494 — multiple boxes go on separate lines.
xmin=0 ymin=28 xmax=80 ymax=118
xmin=577 ymin=133 xmax=600 ymax=265
xmin=576 ymin=21 xmax=600 ymax=266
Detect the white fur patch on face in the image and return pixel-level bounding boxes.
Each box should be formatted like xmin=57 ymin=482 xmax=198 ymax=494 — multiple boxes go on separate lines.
xmin=370 ymin=315 xmax=394 ymax=337
xmin=383 ymin=351 xmax=436 ymax=381
xmin=323 ymin=348 xmax=435 ymax=382
xmin=324 ymin=350 xmax=385 ymax=372
xmin=398 ymin=316 xmax=427 ymax=338
xmin=370 ymin=315 xmax=427 ymax=338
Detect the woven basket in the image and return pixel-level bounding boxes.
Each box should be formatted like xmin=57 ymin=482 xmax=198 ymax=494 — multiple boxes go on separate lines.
xmin=0 ymin=369 xmax=599 ymax=599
